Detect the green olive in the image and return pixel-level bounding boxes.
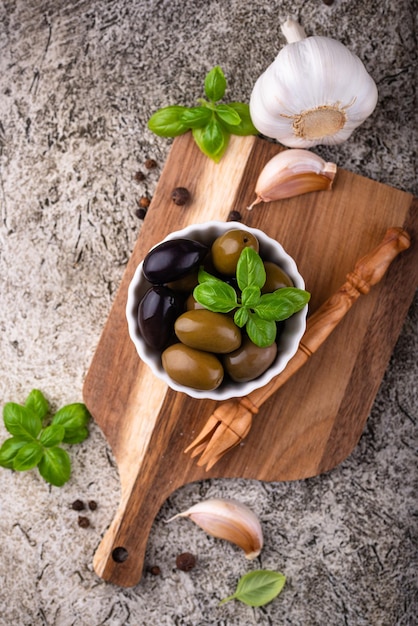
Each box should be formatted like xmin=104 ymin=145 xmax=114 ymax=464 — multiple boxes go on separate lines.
xmin=162 ymin=344 xmax=224 ymax=390
xmin=174 ymin=309 xmax=241 ymax=353
xmin=262 ymin=261 xmax=294 ymax=293
xmin=211 ymin=229 xmax=259 ymax=275
xmin=185 ymin=294 xmax=205 ymax=311
xmin=223 ymin=336 xmax=278 ymax=382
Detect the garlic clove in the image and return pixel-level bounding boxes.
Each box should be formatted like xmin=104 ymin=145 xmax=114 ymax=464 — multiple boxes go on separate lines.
xmin=167 ymin=498 xmax=263 ymax=559
xmin=248 ymin=148 xmax=337 ymax=209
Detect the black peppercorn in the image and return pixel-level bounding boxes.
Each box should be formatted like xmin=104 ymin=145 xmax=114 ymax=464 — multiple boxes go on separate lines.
xmin=227 ymin=210 xmax=242 ymax=222
xmin=176 ymin=552 xmax=196 ymax=571
xmin=133 ymin=171 xmax=146 ymax=182
xmin=145 ymin=158 xmax=157 ymax=169
xmin=135 ymin=207 xmax=147 ymax=220
xmin=88 ymin=500 xmax=98 ymax=511
xmin=149 ymin=565 xmax=161 ymax=576
xmin=78 ymin=516 xmax=90 ymax=528
xmin=71 ymin=499 xmax=85 ymax=511
xmin=171 ymin=187 xmax=190 ymax=206
xmin=322 ymin=0 xmax=334 ymax=5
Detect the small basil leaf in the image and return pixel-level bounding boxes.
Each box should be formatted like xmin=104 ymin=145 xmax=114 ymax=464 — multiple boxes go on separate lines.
xmin=62 ymin=426 xmax=89 ymax=445
xmin=246 ymin=315 xmax=276 ymax=348
xmin=204 ymin=66 xmax=226 ymax=102
xmin=192 ymin=118 xmax=229 ymax=162
xmin=180 ymin=107 xmax=212 ymax=128
xmin=197 ymin=267 xmax=226 ymax=285
xmin=193 ymin=282 xmax=237 ymax=313
xmin=234 ymin=307 xmax=249 ymax=328
xmin=147 ymin=105 xmax=190 ymax=137
xmin=241 ymin=285 xmax=261 ymax=308
xmin=219 ymin=570 xmax=286 ymax=607
xmin=255 ymin=297 xmax=295 ymax=321
xmin=39 ymin=424 xmax=65 ymax=448
xmin=13 ymin=441 xmax=44 ymax=472
xmin=255 ymin=288 xmax=310 ymax=321
xmin=0 ymin=437 xmax=29 ymax=469
xmin=218 ymin=102 xmax=258 ymax=136
xmin=278 ymin=287 xmax=311 ymax=309
xmin=3 ymin=403 xmax=42 ymax=439
xmin=236 ymin=247 xmax=266 ymax=291
xmin=38 ymin=447 xmax=71 ymax=487
xmin=25 ymin=389 xmax=49 ymax=421
xmin=52 ymin=403 xmax=90 ymax=432
xmin=215 ymin=103 xmax=241 ymax=126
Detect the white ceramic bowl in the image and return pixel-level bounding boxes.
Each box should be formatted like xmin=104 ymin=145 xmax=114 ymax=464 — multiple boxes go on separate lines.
xmin=126 ymin=221 xmax=307 ymax=400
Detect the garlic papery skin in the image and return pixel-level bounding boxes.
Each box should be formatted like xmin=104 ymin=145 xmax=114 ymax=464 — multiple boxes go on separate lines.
xmin=248 ymin=148 xmax=337 ymax=209
xmin=167 ymin=498 xmax=263 ymax=559
xmin=249 ymin=18 xmax=378 ymax=148
xmin=281 ymin=17 xmax=307 ymax=43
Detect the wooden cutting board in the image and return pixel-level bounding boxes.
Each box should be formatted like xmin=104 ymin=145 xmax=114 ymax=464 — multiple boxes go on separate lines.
xmin=83 ymin=133 xmax=418 ymax=587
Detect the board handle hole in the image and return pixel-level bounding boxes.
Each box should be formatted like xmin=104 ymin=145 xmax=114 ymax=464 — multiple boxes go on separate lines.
xmin=112 ymin=546 xmax=129 ymax=563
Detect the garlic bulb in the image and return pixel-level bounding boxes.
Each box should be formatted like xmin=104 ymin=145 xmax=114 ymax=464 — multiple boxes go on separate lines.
xmin=249 ymin=18 xmax=378 ymax=148
xmin=167 ymin=498 xmax=263 ymax=559
xmin=248 ymin=148 xmax=337 ymax=209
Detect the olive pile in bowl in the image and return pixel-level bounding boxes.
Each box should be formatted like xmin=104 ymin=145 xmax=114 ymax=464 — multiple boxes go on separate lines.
xmin=126 ymin=221 xmax=309 ymax=401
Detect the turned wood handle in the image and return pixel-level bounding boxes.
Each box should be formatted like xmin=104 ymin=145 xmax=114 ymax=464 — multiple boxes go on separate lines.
xmin=248 ymin=227 xmax=411 ymax=408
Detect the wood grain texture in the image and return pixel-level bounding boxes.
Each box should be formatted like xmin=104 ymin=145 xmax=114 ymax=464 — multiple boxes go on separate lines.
xmin=82 ymin=134 xmax=418 ymax=586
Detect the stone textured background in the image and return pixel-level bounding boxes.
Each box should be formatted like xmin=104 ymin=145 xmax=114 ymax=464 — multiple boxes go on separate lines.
xmin=0 ymin=1 xmax=416 ymax=625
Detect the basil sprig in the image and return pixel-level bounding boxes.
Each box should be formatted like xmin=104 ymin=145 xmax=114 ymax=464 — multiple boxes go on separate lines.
xmin=0 ymin=389 xmax=90 ymax=487
xmin=148 ymin=66 xmax=258 ymax=162
xmin=219 ymin=569 xmax=286 ymax=607
xmin=193 ymin=247 xmax=310 ymax=348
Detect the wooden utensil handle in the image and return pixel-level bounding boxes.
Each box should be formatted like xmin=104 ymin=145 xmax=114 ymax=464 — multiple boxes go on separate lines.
xmin=345 ymin=226 xmax=411 ymax=291
xmin=248 ymin=227 xmax=411 ymax=408
xmin=301 ymin=226 xmax=411 ymax=353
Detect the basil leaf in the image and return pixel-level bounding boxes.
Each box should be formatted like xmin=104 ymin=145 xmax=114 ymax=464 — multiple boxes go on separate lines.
xmin=255 ymin=288 xmax=310 ymax=321
xmin=62 ymin=426 xmax=89 ymax=445
xmin=241 ymin=285 xmax=261 ymax=308
xmin=193 ymin=282 xmax=237 ymax=313
xmin=38 ymin=447 xmax=71 ymax=487
xmin=204 ymin=66 xmax=226 ymax=102
xmin=147 ymin=105 xmax=190 ymax=137
xmin=180 ymin=106 xmax=212 ymax=128
xmin=39 ymin=424 xmax=65 ymax=448
xmin=52 ymin=403 xmax=90 ymax=432
xmin=3 ymin=402 xmax=42 ymax=439
xmin=255 ymin=295 xmax=295 ymax=321
xmin=219 ymin=102 xmax=258 ymax=136
xmin=13 ymin=441 xmax=44 ymax=472
xmin=215 ymin=103 xmax=241 ymax=126
xmin=192 ymin=118 xmax=229 ymax=163
xmin=275 ymin=287 xmax=311 ymax=309
xmin=246 ymin=315 xmax=276 ymax=348
xmin=219 ymin=570 xmax=286 ymax=607
xmin=236 ymin=247 xmax=266 ymax=291
xmin=0 ymin=437 xmax=29 ymax=469
xmin=234 ymin=307 xmax=249 ymax=328
xmin=197 ymin=267 xmax=225 ymax=285
xmin=25 ymin=389 xmax=49 ymax=421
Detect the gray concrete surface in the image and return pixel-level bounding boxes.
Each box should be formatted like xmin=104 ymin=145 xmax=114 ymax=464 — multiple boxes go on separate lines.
xmin=0 ymin=1 xmax=416 ymax=624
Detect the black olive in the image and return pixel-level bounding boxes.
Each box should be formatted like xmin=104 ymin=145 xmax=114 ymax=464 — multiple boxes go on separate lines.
xmin=138 ymin=286 xmax=183 ymax=350
xmin=142 ymin=238 xmax=209 ymax=284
